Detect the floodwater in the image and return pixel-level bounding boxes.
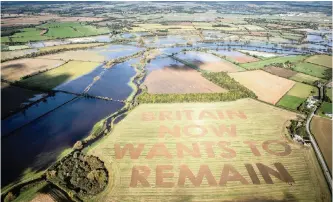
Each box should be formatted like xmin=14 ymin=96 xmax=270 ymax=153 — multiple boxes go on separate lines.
xmin=1 ymin=92 xmax=76 ymax=136
xmin=56 ymin=58 xmax=138 ymax=100
xmin=86 ymin=58 xmax=138 ymax=100
xmin=92 ymin=44 xmax=144 ymax=60
xmin=175 ymin=51 xmax=222 ymax=63
xmin=1 ymin=98 xmax=124 ymax=187
xmin=144 ymin=35 xmax=187 ymax=47
xmin=145 ymin=56 xmax=184 ymax=73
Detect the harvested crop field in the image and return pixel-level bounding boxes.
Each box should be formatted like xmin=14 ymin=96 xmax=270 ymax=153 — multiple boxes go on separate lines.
xmin=212 ymin=50 xmax=259 ymax=63
xmin=19 ymin=61 xmax=100 ymax=90
xmin=310 ymin=115 xmax=332 ymax=172
xmin=263 ymin=66 xmax=297 ymax=78
xmin=198 ymin=61 xmax=245 ymax=72
xmin=1 ymin=49 xmax=38 ymax=61
xmin=87 ymin=99 xmax=331 ymax=201
xmin=144 ymin=66 xmax=227 ymax=94
xmin=228 ymin=70 xmax=295 ymax=104
xmin=1 ymin=82 xmax=44 ymax=119
xmin=1 ymin=58 xmax=65 ymax=81
xmin=38 ymin=50 xmax=106 ymax=62
xmin=306 ymin=55 xmax=332 ymax=68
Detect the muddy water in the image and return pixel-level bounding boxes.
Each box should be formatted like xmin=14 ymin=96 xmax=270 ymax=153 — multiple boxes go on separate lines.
xmin=1 ymin=98 xmax=124 ymax=187
xmin=1 ymin=92 xmax=76 ymax=136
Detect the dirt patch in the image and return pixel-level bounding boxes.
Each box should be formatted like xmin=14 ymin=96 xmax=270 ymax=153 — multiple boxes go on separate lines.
xmin=310 ymin=115 xmax=332 ymax=172
xmin=232 ymin=55 xmax=259 ymax=63
xmin=228 ymin=70 xmax=295 ymax=104
xmin=264 ymin=66 xmax=298 ymax=78
xmin=144 ymin=66 xmax=227 ymax=94
xmin=198 ymin=61 xmax=243 ymax=72
xmin=1 ymin=58 xmax=65 ymax=81
xmin=30 ymin=193 xmax=56 ymax=202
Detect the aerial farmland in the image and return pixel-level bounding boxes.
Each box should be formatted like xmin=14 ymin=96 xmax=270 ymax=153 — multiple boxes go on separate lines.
xmin=0 ymin=1 xmax=332 ymax=202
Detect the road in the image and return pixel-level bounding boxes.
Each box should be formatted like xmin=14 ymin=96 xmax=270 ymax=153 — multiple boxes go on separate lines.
xmin=306 ymin=105 xmax=332 ymax=191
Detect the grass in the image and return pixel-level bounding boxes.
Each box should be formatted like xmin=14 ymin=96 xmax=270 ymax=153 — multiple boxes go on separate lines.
xmin=318 ymin=102 xmax=332 ymax=116
xmin=240 ymin=55 xmax=307 ymax=70
xmin=18 ymin=61 xmax=100 ymax=90
xmin=286 ymin=82 xmax=318 ymax=98
xmin=86 ymin=99 xmax=330 ymax=201
xmin=326 ymin=87 xmax=332 ymax=101
xmin=277 ymin=95 xmax=306 ymax=110
xmin=306 ymin=55 xmax=332 ymax=68
xmin=289 ymin=72 xmax=322 ymax=85
xmin=292 ymin=62 xmax=330 ymax=79
xmin=8 ymin=181 xmax=48 ymax=202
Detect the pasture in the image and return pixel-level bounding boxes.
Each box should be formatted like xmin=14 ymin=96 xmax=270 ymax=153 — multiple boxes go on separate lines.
xmin=292 ymin=62 xmax=330 ymax=79
xmin=306 ymin=55 xmax=332 ymax=68
xmin=228 ymin=70 xmax=295 ymax=104
xmin=276 ymin=95 xmax=306 ymax=110
xmin=144 ymin=66 xmax=227 ymax=94
xmin=86 ymin=99 xmax=331 ymax=201
xmin=318 ymin=102 xmax=333 ymax=117
xmin=240 ymin=56 xmax=307 ymax=70
xmin=18 ymin=61 xmax=100 ymax=90
xmin=1 ymin=58 xmax=65 ymax=81
xmin=286 ymin=82 xmax=318 ymax=98
xmin=289 ymin=73 xmax=321 ymax=85
xmin=310 ymin=115 xmax=332 ymax=172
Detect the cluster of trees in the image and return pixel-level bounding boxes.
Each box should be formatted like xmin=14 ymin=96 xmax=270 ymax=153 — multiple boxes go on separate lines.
xmin=47 ymin=152 xmax=108 ymax=199
xmin=288 ymin=119 xmax=309 ymax=140
xmin=138 ymin=71 xmax=256 ymax=103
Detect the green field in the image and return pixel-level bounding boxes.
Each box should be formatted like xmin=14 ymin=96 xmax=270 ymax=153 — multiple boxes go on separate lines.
xmin=19 ymin=61 xmax=100 ymax=90
xmin=289 ymin=72 xmax=322 ymax=85
xmin=318 ymin=102 xmax=333 ymax=116
xmin=240 ymin=55 xmax=307 ymax=70
xmin=277 ymin=95 xmax=306 ymax=110
xmin=86 ymin=99 xmax=330 ymax=201
xmin=2 ymin=22 xmax=110 ymax=42
xmin=306 ymin=55 xmax=332 ymax=68
xmin=287 ymin=82 xmax=318 ymax=98
xmin=292 ymin=62 xmax=330 ymax=79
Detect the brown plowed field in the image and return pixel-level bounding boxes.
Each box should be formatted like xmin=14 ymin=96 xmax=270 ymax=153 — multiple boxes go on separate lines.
xmin=1 ymin=58 xmax=65 ymax=81
xmin=144 ymin=66 xmax=227 ymax=94
xmin=264 ymin=66 xmax=298 ymax=78
xmin=310 ymin=115 xmax=332 ymax=172
xmin=228 ymin=70 xmax=295 ymax=104
xmin=197 ymin=61 xmax=244 ymax=72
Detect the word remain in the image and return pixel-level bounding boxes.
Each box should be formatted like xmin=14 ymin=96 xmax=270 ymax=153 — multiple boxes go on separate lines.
xmin=142 ymin=110 xmax=247 ymax=121
xmin=130 ymin=163 xmax=294 ymax=188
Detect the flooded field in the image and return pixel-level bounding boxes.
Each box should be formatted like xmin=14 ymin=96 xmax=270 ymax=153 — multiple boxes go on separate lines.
xmin=2 ymin=92 xmax=76 ymax=136
xmin=1 ymin=98 xmax=124 ymax=187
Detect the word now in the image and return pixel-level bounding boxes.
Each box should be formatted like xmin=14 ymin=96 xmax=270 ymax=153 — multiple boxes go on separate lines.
xmin=130 ymin=163 xmax=294 ymax=188
xmin=114 ymin=140 xmax=291 ymax=159
xmin=142 ymin=110 xmax=247 ymax=121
